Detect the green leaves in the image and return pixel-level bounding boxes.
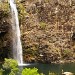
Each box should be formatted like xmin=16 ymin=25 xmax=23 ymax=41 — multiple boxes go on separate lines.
xmin=3 ymin=58 xmax=18 ymax=69
xmin=17 ymin=2 xmax=29 ymax=20
xmin=0 ymin=58 xmax=57 ymax=75
xmin=0 ymin=69 xmax=4 ymax=75
xmin=3 ymin=58 xmax=19 ymax=75
xmin=39 ymin=22 xmax=47 ymax=29
xmin=0 ymin=2 xmax=9 ymax=14
xmin=22 ymin=68 xmax=40 ymax=75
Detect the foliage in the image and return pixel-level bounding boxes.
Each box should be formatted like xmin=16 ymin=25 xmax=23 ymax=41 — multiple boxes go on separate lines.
xmin=49 ymin=72 xmax=56 ymax=75
xmin=17 ymin=2 xmax=29 ymax=20
xmin=0 ymin=58 xmax=58 ymax=75
xmin=44 ymin=0 xmax=50 ymax=3
xmin=0 ymin=2 xmax=10 ymax=19
xmin=9 ymin=70 xmax=16 ymax=75
xmin=0 ymin=69 xmax=4 ymax=75
xmin=22 ymin=67 xmax=40 ymax=75
xmin=3 ymin=58 xmax=18 ymax=69
xmin=25 ymin=47 xmax=38 ymax=56
xmin=3 ymin=58 xmax=19 ymax=75
xmin=62 ymin=50 xmax=72 ymax=58
xmin=0 ymin=2 xmax=9 ymax=13
xmin=39 ymin=22 xmax=47 ymax=29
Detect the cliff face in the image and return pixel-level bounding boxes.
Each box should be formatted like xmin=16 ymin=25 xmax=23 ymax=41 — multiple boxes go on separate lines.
xmin=1 ymin=0 xmax=75 ymax=63
xmin=19 ymin=0 xmax=75 ymax=63
xmin=0 ymin=2 xmax=12 ymax=61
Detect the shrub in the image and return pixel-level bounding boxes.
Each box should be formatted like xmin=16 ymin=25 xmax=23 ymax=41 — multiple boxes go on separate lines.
xmin=0 ymin=2 xmax=9 ymax=13
xmin=22 ymin=67 xmax=40 ymax=75
xmin=49 ymin=72 xmax=56 ymax=75
xmin=17 ymin=2 xmax=29 ymax=20
xmin=3 ymin=58 xmax=19 ymax=75
xmin=62 ymin=50 xmax=73 ymax=59
xmin=0 ymin=69 xmax=4 ymax=75
xmin=0 ymin=58 xmax=57 ymax=75
xmin=3 ymin=58 xmax=18 ymax=69
xmin=39 ymin=22 xmax=47 ymax=29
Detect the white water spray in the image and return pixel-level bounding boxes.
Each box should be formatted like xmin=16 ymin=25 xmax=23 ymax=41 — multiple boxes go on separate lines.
xmin=9 ymin=0 xmax=23 ymax=65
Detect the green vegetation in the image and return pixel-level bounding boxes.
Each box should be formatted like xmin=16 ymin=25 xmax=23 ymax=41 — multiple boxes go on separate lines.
xmin=49 ymin=72 xmax=57 ymax=75
xmin=0 ymin=2 xmax=9 ymax=13
xmin=0 ymin=58 xmax=57 ymax=75
xmin=3 ymin=58 xmax=18 ymax=69
xmin=62 ymin=50 xmax=73 ymax=59
xmin=39 ymin=22 xmax=47 ymax=29
xmin=22 ymin=68 xmax=40 ymax=75
xmin=0 ymin=69 xmax=4 ymax=75
xmin=3 ymin=58 xmax=19 ymax=75
xmin=1 ymin=1 xmax=75 ymax=74
xmin=17 ymin=2 xmax=29 ymax=20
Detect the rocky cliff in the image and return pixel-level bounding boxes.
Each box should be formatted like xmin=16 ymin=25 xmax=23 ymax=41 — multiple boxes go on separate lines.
xmin=1 ymin=0 xmax=75 ymax=63
xmin=20 ymin=0 xmax=75 ymax=63
xmin=0 ymin=2 xmax=12 ymax=61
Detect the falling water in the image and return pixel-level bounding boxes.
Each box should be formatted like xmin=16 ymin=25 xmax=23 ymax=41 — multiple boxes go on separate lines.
xmin=9 ymin=0 xmax=23 ymax=65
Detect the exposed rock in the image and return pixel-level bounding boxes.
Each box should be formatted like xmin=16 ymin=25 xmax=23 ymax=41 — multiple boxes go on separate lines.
xmin=1 ymin=0 xmax=75 ymax=63
xmin=62 ymin=70 xmax=74 ymax=75
xmin=20 ymin=0 xmax=75 ymax=63
xmin=0 ymin=9 xmax=12 ymax=61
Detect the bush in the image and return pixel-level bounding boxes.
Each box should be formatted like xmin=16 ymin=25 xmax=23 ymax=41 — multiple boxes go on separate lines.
xmin=3 ymin=58 xmax=19 ymax=75
xmin=17 ymin=2 xmax=29 ymax=20
xmin=62 ymin=50 xmax=73 ymax=59
xmin=0 ymin=58 xmax=57 ymax=75
xmin=3 ymin=58 xmax=18 ymax=69
xmin=22 ymin=68 xmax=40 ymax=75
xmin=39 ymin=22 xmax=47 ymax=29
xmin=0 ymin=2 xmax=9 ymax=13
xmin=0 ymin=69 xmax=4 ymax=75
xmin=49 ymin=72 xmax=56 ymax=75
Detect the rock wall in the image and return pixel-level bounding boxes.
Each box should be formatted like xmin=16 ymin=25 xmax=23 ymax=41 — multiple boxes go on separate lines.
xmin=1 ymin=0 xmax=75 ymax=63
xmin=20 ymin=0 xmax=75 ymax=63
xmin=0 ymin=2 xmax=12 ymax=61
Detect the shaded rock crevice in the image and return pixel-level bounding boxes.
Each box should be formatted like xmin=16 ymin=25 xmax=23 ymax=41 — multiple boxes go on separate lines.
xmin=0 ymin=9 xmax=12 ymax=61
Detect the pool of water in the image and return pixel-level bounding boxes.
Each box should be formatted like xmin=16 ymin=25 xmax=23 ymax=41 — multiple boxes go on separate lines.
xmin=1 ymin=63 xmax=75 ymax=75
xmin=21 ymin=63 xmax=75 ymax=75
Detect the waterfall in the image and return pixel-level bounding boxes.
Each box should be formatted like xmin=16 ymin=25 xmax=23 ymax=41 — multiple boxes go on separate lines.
xmin=9 ymin=0 xmax=23 ymax=65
